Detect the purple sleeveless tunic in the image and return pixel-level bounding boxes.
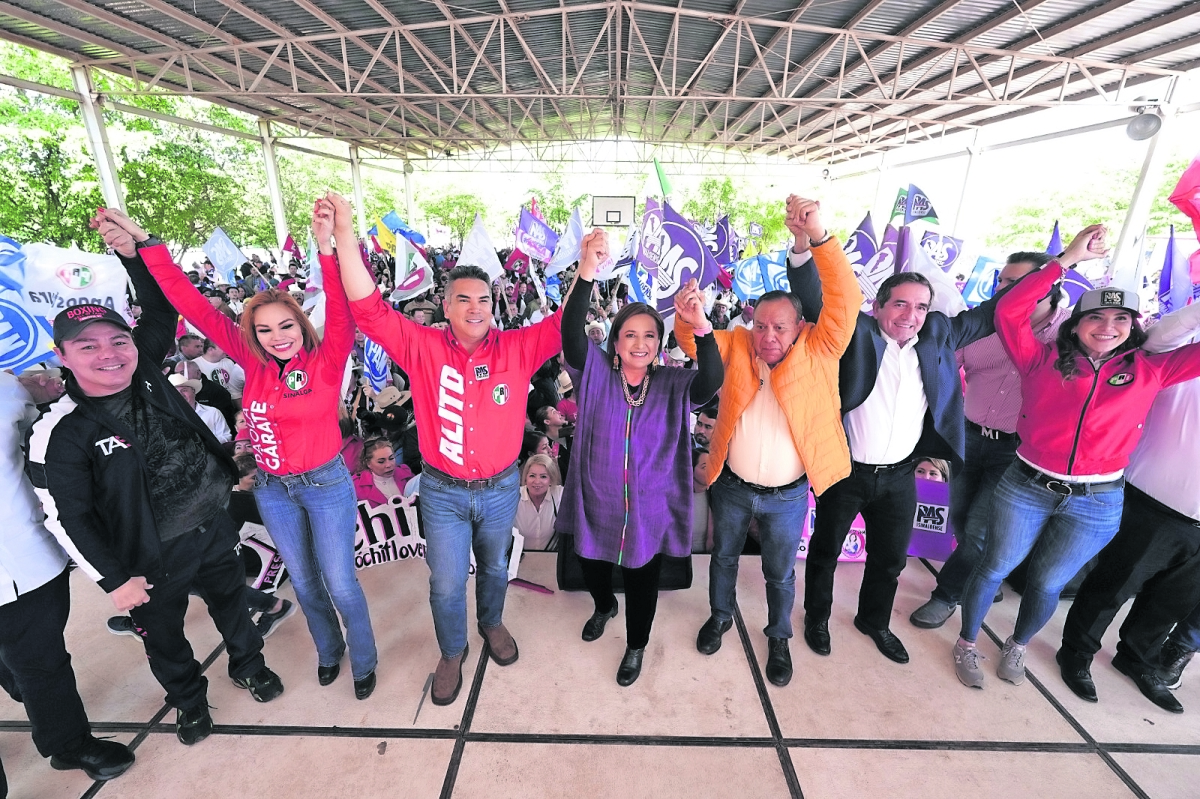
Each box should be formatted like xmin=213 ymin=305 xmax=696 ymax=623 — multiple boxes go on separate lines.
xmin=555 ymin=343 xmax=698 ymax=569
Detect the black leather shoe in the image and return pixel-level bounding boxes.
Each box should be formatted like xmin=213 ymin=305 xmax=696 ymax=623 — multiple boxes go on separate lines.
xmin=175 ymin=704 xmax=213 ymax=746
xmin=317 ymin=663 xmax=341 ymax=686
xmin=1056 ymin=648 xmax=1097 ymax=702
xmin=696 ymin=616 xmax=733 ymax=655
xmin=50 ymin=736 xmax=135 ymax=781
xmin=1113 ymin=652 xmax=1183 ymax=713
xmin=616 ymin=647 xmax=645 ymax=686
xmin=354 ymin=670 xmax=376 ymax=700
xmin=765 ymin=637 xmax=792 ymax=687
xmin=853 ymin=617 xmax=909 ymax=664
xmin=582 ymin=601 xmax=618 ymax=642
xmin=803 ymin=617 xmax=831 ymax=656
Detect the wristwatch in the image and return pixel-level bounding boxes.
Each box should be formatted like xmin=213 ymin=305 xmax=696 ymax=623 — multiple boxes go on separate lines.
xmin=135 ymin=235 xmax=163 ymax=250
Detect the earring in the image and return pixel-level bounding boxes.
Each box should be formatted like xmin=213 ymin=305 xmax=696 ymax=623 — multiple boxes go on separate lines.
xmin=612 ymin=354 xmax=620 ymax=370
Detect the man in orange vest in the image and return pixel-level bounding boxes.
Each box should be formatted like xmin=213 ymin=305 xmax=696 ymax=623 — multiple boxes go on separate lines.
xmin=676 ymin=196 xmax=861 ymax=687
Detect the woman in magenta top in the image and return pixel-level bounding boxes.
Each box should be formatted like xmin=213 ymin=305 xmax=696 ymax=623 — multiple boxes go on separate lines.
xmin=113 ymin=195 xmax=379 ymax=700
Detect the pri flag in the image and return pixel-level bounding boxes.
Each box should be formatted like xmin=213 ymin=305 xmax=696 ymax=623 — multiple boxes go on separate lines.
xmin=503 ymin=248 xmax=530 ymax=275
xmin=904 ymin=184 xmax=939 ymax=225
xmin=653 ymin=157 xmax=673 ymax=198
xmin=458 ymin=214 xmax=504 ymax=282
xmin=203 ymin=227 xmax=245 ymax=285
xmin=282 ymin=234 xmax=304 ymax=266
xmin=1046 ymin=221 xmax=1063 ymax=256
xmin=516 ymin=207 xmax=559 ymax=263
xmin=389 ymin=237 xmax=435 ymax=302
xmin=1169 ymin=158 xmax=1200 ymax=245
xmin=1157 ymin=226 xmax=1191 ymax=315
xmin=361 ymin=336 xmax=390 ymax=392
xmin=637 ymin=200 xmax=724 ymax=315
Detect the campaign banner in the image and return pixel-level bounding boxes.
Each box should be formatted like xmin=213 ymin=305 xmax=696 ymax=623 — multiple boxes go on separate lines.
xmin=796 ymin=477 xmax=957 ymax=563
xmin=361 ymin=337 xmax=390 ymax=392
xmin=757 ymin=249 xmax=791 ymax=294
xmin=854 ymin=224 xmax=898 ymax=311
xmin=0 ymin=288 xmax=56 ymax=373
xmin=6 ymin=243 xmax=132 ymax=323
xmin=842 ymin=213 xmax=878 ymax=272
xmin=695 ymin=215 xmax=735 ymax=265
xmin=516 ymin=207 xmax=559 ymax=263
xmin=748 ymin=221 xmax=764 ymax=238
xmin=382 ymin=210 xmax=426 ymax=246
xmin=729 ymin=253 xmax=766 ymax=302
xmin=961 ymin=255 xmax=1004 ymax=307
xmin=389 ymin=237 xmax=434 ymax=301
xmin=638 ymin=199 xmax=723 ymax=315
xmin=920 ymin=232 xmax=965 ymax=272
xmin=904 ymin=184 xmax=939 ymax=225
xmin=203 ymin=227 xmax=245 ymax=285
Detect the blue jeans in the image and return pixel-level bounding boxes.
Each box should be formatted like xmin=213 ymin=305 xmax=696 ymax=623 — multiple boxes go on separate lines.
xmin=959 ymin=461 xmax=1124 ymax=646
xmin=932 ymin=431 xmax=1019 ymax=604
xmin=419 ymin=466 xmax=521 ymax=658
xmin=254 ymin=456 xmax=378 ymax=680
xmin=709 ymin=468 xmax=809 ymax=639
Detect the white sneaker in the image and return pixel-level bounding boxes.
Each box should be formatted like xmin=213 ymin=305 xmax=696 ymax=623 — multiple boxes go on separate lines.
xmin=997 ymin=636 xmax=1027 ymax=685
xmin=954 ymin=640 xmax=986 ymax=689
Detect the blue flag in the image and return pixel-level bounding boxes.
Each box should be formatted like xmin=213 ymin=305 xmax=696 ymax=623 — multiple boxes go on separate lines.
xmin=729 ymin=253 xmax=766 ymax=302
xmin=362 ymin=336 xmax=390 ymax=392
xmin=904 ymin=184 xmax=939 ymax=225
xmin=203 ymin=227 xmax=245 ymax=285
xmin=380 ymin=210 xmax=427 ymax=246
xmin=1158 ymin=225 xmax=1191 ymax=315
xmin=919 ymin=231 xmax=965 ymax=272
xmin=1046 ymin=221 xmax=1063 ymax=256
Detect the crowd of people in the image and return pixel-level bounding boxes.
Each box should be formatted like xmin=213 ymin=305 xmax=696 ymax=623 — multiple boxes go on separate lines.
xmin=3 ymin=190 xmax=1200 ymax=795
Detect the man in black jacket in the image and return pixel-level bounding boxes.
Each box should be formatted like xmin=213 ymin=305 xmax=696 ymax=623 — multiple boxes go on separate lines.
xmin=27 ymin=214 xmax=283 ymax=747
xmin=791 ymin=264 xmax=1002 ymax=664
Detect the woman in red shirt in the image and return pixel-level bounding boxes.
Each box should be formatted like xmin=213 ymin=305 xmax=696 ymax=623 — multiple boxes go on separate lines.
xmin=100 ymin=198 xmax=379 ymax=700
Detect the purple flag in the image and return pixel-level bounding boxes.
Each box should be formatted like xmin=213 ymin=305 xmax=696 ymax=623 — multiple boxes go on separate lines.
xmin=515 ymin=207 xmax=558 ymax=262
xmin=638 ymin=199 xmax=722 ymax=315
xmin=919 ymin=231 xmax=965 ymax=272
xmin=1046 ymin=221 xmax=1063 ymax=256
xmin=904 ymin=184 xmax=939 ymax=225
xmin=1061 ymin=268 xmax=1094 ymax=306
xmin=855 ymin=224 xmax=899 ymax=311
xmin=842 ymin=213 xmax=878 ymax=271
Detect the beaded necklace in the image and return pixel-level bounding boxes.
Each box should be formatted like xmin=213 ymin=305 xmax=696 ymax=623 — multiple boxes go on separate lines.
xmin=616 ymin=369 xmax=650 ymax=565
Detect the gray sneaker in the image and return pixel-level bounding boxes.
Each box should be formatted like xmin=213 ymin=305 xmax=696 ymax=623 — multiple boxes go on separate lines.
xmin=997 ymin=636 xmax=1027 ymax=685
xmin=910 ymin=598 xmax=956 ymax=629
xmin=953 ymin=640 xmax=986 ymax=689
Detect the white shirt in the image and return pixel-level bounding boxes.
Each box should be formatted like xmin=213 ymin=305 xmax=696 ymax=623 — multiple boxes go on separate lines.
xmin=844 ymin=332 xmax=929 ymax=464
xmin=729 ymin=315 xmax=754 ymax=331
xmin=726 ymin=358 xmax=805 ymax=486
xmin=514 ymin=485 xmax=562 ymax=551
xmin=0 ymin=373 xmax=69 ymax=606
xmin=193 ymin=356 xmax=246 ymax=399
xmin=1125 ymin=301 xmax=1200 ymax=520
xmin=195 ymin=403 xmax=232 ymax=444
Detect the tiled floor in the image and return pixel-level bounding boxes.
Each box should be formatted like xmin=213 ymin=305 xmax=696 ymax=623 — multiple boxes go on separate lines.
xmin=2 ymin=553 xmax=1198 ymax=798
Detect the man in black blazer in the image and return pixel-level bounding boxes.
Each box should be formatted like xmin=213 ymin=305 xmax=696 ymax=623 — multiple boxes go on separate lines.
xmin=790 ymin=267 xmax=1002 ymax=663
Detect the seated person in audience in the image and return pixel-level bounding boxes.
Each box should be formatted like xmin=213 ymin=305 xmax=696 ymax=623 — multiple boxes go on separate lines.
xmin=915 ymin=458 xmax=949 ymax=482
xmin=353 ymin=438 xmax=414 ymax=508
xmin=514 ymin=454 xmax=563 ymax=551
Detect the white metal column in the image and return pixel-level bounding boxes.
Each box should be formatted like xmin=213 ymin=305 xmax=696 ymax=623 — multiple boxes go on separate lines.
xmin=349 ymin=145 xmax=368 ymax=238
xmin=70 ymin=66 xmax=124 ymax=210
xmin=403 ymin=163 xmax=415 ymax=225
xmin=258 ymin=120 xmax=288 ymax=252
xmin=952 ymin=131 xmax=982 ymax=238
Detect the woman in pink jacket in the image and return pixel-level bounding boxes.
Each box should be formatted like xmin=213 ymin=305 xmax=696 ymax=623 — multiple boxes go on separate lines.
xmin=953 ymin=225 xmax=1200 ymax=691
xmin=98 ymin=197 xmax=379 ymax=700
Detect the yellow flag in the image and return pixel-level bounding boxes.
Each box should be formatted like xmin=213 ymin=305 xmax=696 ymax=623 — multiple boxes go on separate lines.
xmin=374 ymin=217 xmax=397 ymax=255
xmin=742 ymin=241 xmax=758 ymax=258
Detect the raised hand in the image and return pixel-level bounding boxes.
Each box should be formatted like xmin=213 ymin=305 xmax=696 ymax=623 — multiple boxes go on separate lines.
xmin=578 ymin=228 xmax=609 ymax=280
xmin=1060 ymin=224 xmax=1108 ymax=267
xmin=326 ymin=191 xmax=355 ymax=234
xmin=90 ymin=208 xmax=148 ymax=258
xmin=673 ymin=279 xmax=707 ymax=327
xmin=312 ymin=197 xmax=336 ymax=255
xmin=786 ymin=196 xmax=827 ymax=244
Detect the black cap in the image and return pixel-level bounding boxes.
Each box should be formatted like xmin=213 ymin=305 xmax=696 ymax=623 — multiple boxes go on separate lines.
xmin=53 ymin=304 xmax=133 ymax=346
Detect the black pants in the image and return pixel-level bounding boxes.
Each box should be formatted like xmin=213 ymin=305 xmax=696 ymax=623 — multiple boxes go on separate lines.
xmin=128 ymin=509 xmax=266 ymax=711
xmin=805 ymin=463 xmax=917 ymax=630
xmin=0 ymin=567 xmax=89 ymax=758
xmin=580 ymin=555 xmax=663 ymax=650
xmin=1062 ymin=484 xmax=1200 ymax=669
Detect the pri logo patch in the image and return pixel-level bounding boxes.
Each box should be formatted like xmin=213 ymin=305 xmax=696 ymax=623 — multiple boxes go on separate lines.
xmin=57 ymin=263 xmax=95 ymax=290
xmin=284 ymin=370 xmax=309 ymax=391
xmin=474 ymin=365 xmax=490 ymax=380
xmin=1108 ymin=372 xmax=1135 ymax=386
xmin=492 ymin=384 xmax=510 ymax=406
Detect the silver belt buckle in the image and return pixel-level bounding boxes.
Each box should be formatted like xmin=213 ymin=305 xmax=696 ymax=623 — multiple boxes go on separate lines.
xmin=1044 ymin=479 xmax=1074 ymax=496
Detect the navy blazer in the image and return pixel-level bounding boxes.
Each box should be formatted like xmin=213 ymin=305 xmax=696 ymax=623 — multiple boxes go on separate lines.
xmin=789 ymin=259 xmax=1004 ymax=471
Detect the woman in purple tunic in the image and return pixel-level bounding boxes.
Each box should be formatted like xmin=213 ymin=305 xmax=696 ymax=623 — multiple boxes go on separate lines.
xmin=557 ymin=230 xmax=723 ymax=686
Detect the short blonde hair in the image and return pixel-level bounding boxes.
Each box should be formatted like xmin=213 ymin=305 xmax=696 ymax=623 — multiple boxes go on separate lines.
xmin=520 ymin=453 xmax=561 ymax=487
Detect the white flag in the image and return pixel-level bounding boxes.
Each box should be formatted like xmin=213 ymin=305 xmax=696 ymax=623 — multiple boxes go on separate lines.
xmin=389 ymin=238 xmax=435 ymax=302
xmin=546 ymin=207 xmax=583 ymax=276
xmin=458 ymin=214 xmax=504 ymax=283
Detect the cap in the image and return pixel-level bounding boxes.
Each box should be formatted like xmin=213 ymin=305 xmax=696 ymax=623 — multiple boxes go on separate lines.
xmin=53 ymin=305 xmax=132 ymax=346
xmin=235 ymin=426 xmax=252 ymax=442
xmin=1072 ymin=287 xmax=1140 ymax=319
xmin=167 ymin=373 xmax=202 ymax=393
xmin=667 ymin=346 xmax=688 ymax=362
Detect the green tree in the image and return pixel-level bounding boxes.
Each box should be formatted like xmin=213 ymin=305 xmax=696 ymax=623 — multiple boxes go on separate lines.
xmin=421 ymin=191 xmax=487 ymax=243
xmin=530 ymin=172 xmax=589 ymax=230
xmin=0 ymin=136 xmax=103 ymax=248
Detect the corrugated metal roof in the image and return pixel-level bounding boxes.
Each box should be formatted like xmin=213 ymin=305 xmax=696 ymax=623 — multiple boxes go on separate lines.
xmin=0 ymin=0 xmax=1193 ymax=163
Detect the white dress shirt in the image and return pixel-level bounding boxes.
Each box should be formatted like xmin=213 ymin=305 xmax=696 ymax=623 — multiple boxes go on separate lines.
xmin=195 ymin=402 xmax=232 ymax=444
xmin=844 ymin=332 xmax=929 ymax=464
xmin=1125 ymin=301 xmax=1200 ymax=520
xmin=0 ymin=373 xmax=69 ymax=606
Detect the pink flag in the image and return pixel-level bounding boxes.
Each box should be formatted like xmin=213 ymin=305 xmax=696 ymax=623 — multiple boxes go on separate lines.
xmin=1169 ymin=159 xmax=1200 ymax=246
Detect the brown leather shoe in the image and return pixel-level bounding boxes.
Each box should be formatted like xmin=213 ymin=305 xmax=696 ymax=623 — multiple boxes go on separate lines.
xmin=478 ymin=622 xmax=519 ymax=666
xmin=431 ymin=643 xmax=468 ymax=706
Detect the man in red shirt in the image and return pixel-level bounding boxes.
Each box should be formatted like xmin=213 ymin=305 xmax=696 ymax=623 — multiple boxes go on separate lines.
xmin=336 ymin=207 xmax=562 ymax=706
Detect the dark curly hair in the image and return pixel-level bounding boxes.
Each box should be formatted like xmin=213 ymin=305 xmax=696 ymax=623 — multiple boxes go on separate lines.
xmin=1053 ymin=313 xmax=1147 ymax=379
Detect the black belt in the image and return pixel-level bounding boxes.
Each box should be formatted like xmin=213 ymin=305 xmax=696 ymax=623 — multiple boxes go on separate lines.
xmin=966 ymin=420 xmax=1019 ymax=442
xmin=1014 ymin=459 xmax=1123 ymax=496
xmin=851 ymin=459 xmax=913 ymax=474
xmin=422 ymin=460 xmax=518 ymax=490
xmin=723 ymin=466 xmax=805 ymax=493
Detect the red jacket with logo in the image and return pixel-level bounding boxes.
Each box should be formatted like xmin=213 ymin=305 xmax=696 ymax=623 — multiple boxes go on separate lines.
xmin=997 ymin=261 xmax=1200 ymax=476
xmin=143 ymin=246 xmax=353 ymax=475
xmin=349 ymin=290 xmax=562 ymax=479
